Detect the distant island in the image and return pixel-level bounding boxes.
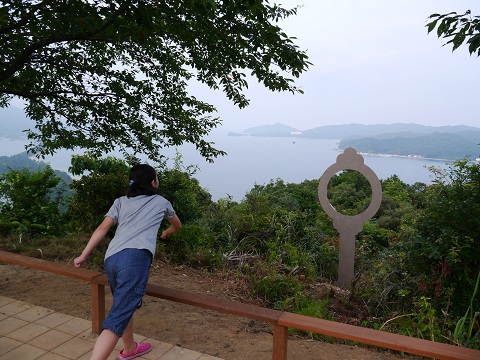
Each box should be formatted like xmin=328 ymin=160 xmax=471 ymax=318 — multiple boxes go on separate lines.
xmin=229 ymin=122 xmax=480 ymax=161
xmin=1 ymin=106 xmax=479 ymax=162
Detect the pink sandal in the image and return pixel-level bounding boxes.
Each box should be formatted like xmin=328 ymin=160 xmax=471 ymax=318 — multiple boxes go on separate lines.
xmin=118 ymin=342 xmax=152 ymax=359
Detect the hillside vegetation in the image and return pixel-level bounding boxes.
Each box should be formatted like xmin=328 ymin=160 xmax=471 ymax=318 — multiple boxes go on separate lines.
xmin=339 ymin=131 xmax=480 ymax=160
xmin=0 ymin=151 xmax=479 ymax=350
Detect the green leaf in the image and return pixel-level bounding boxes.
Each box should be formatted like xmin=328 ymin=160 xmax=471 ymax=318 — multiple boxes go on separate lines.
xmin=437 ymin=21 xmax=447 ymax=37
xmin=467 ymin=33 xmax=480 ymax=55
xmin=452 ymin=33 xmax=466 ymax=51
xmin=426 ymin=20 xmax=438 ymax=34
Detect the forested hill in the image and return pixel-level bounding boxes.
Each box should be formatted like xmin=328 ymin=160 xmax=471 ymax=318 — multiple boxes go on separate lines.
xmin=300 ymin=123 xmax=478 ymax=139
xmin=232 ymin=122 xmax=480 ymax=161
xmin=0 ymin=152 xmax=72 ymax=184
xmin=339 ymin=132 xmax=480 ymax=160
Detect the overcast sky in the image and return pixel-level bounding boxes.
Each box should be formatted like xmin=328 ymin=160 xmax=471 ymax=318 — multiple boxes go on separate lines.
xmin=201 ymin=0 xmax=480 ymax=132
xmin=7 ymin=1 xmax=479 ymax=133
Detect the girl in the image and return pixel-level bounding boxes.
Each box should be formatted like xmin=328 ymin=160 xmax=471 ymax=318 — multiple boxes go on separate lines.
xmin=74 ymin=164 xmax=182 ymax=360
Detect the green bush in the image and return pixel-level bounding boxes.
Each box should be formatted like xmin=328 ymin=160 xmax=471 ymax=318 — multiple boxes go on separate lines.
xmin=327 ymin=170 xmax=372 ymax=216
xmin=68 ymin=172 xmax=128 ymax=232
xmin=67 ymin=154 xmax=129 ymax=232
xmin=157 ymin=152 xmax=214 ymax=224
xmin=252 ymin=271 xmax=303 ymax=306
xmin=0 ymin=166 xmax=67 ymax=236
xmin=0 ymin=221 xmax=17 ymax=237
xmin=160 ymin=224 xmax=221 ymax=269
xmin=384 ymin=296 xmax=443 ymax=342
xmin=312 ymin=240 xmax=338 ymax=280
xmin=405 ymin=160 xmax=480 ymax=316
xmin=279 ymin=292 xmax=331 ymax=318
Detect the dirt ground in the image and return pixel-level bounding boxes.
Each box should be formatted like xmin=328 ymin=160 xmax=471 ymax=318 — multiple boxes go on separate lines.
xmin=0 ymin=261 xmax=415 ymax=360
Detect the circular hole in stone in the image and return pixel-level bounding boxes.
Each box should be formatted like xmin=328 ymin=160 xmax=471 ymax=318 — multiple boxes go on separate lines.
xmin=326 ymin=170 xmax=372 ymax=216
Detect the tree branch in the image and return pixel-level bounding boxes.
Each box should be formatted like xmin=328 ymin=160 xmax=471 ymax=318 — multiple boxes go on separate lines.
xmin=0 ymin=1 xmax=131 ymax=81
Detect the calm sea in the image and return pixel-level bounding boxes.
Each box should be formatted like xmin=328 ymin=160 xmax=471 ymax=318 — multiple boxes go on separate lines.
xmin=0 ymin=133 xmax=448 ymax=201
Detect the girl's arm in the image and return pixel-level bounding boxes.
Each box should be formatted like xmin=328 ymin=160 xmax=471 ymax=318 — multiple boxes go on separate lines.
xmin=160 ymin=214 xmax=182 ymax=239
xmin=74 ymin=216 xmax=114 ymax=267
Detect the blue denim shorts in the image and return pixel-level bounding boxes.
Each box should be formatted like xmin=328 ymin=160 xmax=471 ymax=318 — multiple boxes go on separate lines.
xmin=102 ymin=248 xmax=152 ymax=337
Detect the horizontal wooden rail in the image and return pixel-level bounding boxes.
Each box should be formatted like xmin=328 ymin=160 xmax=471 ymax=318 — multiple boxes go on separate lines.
xmin=1 ymin=250 xmax=479 ymax=360
xmin=278 ymin=312 xmax=476 ymax=360
xmin=0 ymin=250 xmax=100 ymax=281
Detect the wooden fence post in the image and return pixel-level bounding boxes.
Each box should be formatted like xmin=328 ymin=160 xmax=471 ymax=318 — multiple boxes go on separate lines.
xmin=90 ymin=282 xmax=105 ymax=334
xmin=272 ymin=325 xmax=288 ymax=360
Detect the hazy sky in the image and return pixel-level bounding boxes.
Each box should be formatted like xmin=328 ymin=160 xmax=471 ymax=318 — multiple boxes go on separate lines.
xmin=199 ymin=0 xmax=480 ymax=132
xmin=7 ymin=1 xmax=479 ymax=133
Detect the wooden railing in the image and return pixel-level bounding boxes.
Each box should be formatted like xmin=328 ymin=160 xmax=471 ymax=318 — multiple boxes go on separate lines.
xmin=1 ymin=250 xmax=478 ymax=360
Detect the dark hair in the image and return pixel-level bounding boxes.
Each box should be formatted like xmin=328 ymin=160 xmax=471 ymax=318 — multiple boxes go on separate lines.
xmin=126 ymin=164 xmax=158 ymax=198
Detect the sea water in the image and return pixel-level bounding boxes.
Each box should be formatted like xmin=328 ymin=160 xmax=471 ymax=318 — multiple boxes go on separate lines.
xmin=0 ymin=133 xmax=448 ymax=201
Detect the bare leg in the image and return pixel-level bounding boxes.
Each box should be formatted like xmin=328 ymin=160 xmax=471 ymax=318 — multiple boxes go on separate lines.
xmin=90 ymin=329 xmax=119 ymax=360
xmin=121 ymin=317 xmax=136 ymax=354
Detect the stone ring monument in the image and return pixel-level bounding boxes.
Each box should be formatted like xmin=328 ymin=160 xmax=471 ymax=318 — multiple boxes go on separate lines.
xmin=318 ymin=147 xmax=382 ymax=290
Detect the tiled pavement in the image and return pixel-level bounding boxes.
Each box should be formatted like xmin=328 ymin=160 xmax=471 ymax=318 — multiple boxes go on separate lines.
xmin=0 ymin=296 xmax=223 ymax=360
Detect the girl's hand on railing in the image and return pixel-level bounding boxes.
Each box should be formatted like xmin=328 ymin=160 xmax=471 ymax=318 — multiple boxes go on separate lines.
xmin=74 ymin=254 xmax=87 ymax=268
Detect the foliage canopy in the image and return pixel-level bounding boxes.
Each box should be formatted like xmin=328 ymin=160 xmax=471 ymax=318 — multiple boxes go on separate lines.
xmin=0 ymin=0 xmax=310 ymax=160
xmin=427 ymin=10 xmax=480 ymax=56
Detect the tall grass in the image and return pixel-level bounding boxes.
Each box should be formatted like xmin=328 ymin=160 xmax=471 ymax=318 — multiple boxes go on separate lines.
xmin=453 ymin=270 xmax=480 ymax=349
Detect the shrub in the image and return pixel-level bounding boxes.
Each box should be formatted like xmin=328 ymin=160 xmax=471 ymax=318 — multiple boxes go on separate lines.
xmin=0 ymin=166 xmax=67 ymax=236
xmin=160 ymin=224 xmax=222 ymax=269
xmin=252 ymin=271 xmax=303 ymax=306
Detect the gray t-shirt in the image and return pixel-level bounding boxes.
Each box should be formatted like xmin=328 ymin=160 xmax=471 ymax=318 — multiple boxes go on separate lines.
xmin=104 ymin=195 xmax=175 ymax=260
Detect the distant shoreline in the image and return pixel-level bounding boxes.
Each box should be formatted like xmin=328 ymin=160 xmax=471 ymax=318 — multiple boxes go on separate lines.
xmin=227 ymin=134 xmax=457 ymax=163
xmin=229 ymin=128 xmax=480 ymax=163
xmin=345 ymin=150 xmax=452 ymax=163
